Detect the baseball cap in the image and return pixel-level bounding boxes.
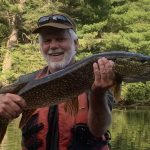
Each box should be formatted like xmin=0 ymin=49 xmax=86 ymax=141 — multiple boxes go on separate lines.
xmin=32 ymin=13 xmax=76 ymax=33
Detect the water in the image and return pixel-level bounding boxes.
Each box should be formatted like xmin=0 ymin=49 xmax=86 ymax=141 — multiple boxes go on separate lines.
xmin=0 ymin=108 xmax=150 ymax=150
xmin=0 ymin=117 xmax=21 ymax=150
xmin=110 ymin=108 xmax=150 ymax=150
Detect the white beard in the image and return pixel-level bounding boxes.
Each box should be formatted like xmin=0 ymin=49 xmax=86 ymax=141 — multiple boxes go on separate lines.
xmin=41 ymin=44 xmax=76 ymax=71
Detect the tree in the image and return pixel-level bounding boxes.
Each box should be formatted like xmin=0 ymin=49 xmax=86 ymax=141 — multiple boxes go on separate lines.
xmin=0 ymin=0 xmax=26 ymax=75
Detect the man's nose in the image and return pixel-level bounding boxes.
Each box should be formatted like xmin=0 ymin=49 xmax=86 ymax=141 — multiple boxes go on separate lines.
xmin=49 ymin=40 xmax=59 ymax=49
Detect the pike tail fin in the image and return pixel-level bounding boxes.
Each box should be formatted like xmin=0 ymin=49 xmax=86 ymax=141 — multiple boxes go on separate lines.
xmin=0 ymin=119 xmax=9 ymax=144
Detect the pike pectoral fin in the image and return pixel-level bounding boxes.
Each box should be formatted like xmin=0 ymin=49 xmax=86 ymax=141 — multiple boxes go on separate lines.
xmin=64 ymin=97 xmax=79 ymax=115
xmin=0 ymin=118 xmax=9 ymax=144
xmin=19 ymin=109 xmax=36 ymax=129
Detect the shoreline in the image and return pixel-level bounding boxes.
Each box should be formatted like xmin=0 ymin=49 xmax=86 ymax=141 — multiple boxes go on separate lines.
xmin=113 ymin=100 xmax=150 ymax=109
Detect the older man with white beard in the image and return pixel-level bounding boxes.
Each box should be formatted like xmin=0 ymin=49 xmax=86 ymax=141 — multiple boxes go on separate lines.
xmin=39 ymin=28 xmax=77 ymax=73
xmin=0 ymin=13 xmax=115 ymax=150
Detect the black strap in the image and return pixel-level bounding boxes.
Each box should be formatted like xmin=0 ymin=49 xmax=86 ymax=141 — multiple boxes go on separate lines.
xmin=46 ymin=105 xmax=59 ymax=150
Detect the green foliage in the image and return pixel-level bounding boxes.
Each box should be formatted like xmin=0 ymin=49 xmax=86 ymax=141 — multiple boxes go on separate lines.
xmin=58 ymin=0 xmax=111 ymax=24
xmin=122 ymin=82 xmax=150 ymax=102
xmin=79 ymin=21 xmax=107 ymax=35
xmin=101 ymin=31 xmax=150 ymax=53
xmin=79 ymin=32 xmax=98 ymax=50
xmin=11 ymin=44 xmax=46 ymax=75
xmin=0 ymin=5 xmax=11 ymax=43
xmin=0 ymin=47 xmax=7 ymax=69
xmin=0 ymin=44 xmax=46 ymax=84
xmin=0 ymin=23 xmax=10 ymax=44
xmin=0 ymin=0 xmax=26 ymax=13
xmin=22 ymin=0 xmax=62 ymax=32
xmin=0 ymin=70 xmax=18 ymax=85
xmin=76 ymin=51 xmax=92 ymax=61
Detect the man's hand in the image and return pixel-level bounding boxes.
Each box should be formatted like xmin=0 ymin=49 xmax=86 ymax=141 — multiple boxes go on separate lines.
xmin=0 ymin=93 xmax=26 ymax=120
xmin=92 ymin=57 xmax=115 ymax=91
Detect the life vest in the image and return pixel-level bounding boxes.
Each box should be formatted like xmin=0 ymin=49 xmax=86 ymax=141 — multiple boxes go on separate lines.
xmin=21 ymin=93 xmax=111 ymax=150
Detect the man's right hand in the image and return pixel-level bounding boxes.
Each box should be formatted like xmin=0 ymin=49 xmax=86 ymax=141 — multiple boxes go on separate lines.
xmin=0 ymin=93 xmax=26 ymax=120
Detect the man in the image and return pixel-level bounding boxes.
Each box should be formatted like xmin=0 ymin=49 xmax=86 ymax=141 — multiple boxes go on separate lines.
xmin=0 ymin=13 xmax=115 ymax=150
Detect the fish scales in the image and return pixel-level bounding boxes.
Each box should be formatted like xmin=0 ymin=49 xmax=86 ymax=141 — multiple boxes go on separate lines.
xmin=114 ymin=59 xmax=149 ymax=76
xmin=19 ymin=60 xmax=94 ymax=108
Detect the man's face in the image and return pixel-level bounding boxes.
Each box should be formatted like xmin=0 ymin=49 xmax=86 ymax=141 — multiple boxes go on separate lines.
xmin=39 ymin=29 xmax=77 ymax=72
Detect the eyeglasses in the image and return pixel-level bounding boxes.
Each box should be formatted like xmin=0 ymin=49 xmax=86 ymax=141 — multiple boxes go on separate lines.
xmin=37 ymin=14 xmax=74 ymax=27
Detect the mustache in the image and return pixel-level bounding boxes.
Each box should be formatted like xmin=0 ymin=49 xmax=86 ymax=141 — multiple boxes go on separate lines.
xmin=48 ymin=49 xmax=64 ymax=55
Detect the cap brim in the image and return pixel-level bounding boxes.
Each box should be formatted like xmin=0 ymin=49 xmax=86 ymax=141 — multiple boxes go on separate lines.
xmin=32 ymin=22 xmax=73 ymax=33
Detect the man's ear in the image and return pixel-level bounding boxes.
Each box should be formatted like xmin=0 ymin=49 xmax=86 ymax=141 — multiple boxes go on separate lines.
xmin=74 ymin=39 xmax=79 ymax=50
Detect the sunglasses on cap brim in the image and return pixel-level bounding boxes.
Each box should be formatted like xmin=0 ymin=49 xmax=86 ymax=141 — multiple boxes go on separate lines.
xmin=37 ymin=14 xmax=74 ymax=27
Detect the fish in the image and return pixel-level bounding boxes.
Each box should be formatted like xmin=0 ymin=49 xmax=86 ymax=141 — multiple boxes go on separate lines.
xmin=18 ymin=51 xmax=150 ymax=107
xmin=0 ymin=51 xmax=150 ymax=143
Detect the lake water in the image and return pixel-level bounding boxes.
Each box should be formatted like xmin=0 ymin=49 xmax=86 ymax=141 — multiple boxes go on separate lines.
xmin=0 ymin=108 xmax=150 ymax=150
xmin=110 ymin=108 xmax=150 ymax=150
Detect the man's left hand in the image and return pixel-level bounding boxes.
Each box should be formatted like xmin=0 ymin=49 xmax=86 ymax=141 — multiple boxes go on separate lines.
xmin=92 ymin=57 xmax=115 ymax=91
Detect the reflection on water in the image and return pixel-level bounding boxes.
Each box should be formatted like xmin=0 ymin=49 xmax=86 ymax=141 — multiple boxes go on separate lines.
xmin=0 ymin=108 xmax=150 ymax=150
xmin=110 ymin=108 xmax=150 ymax=150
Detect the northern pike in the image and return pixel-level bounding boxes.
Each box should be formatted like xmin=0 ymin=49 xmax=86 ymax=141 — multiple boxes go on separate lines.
xmin=0 ymin=51 xmax=150 ymax=143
